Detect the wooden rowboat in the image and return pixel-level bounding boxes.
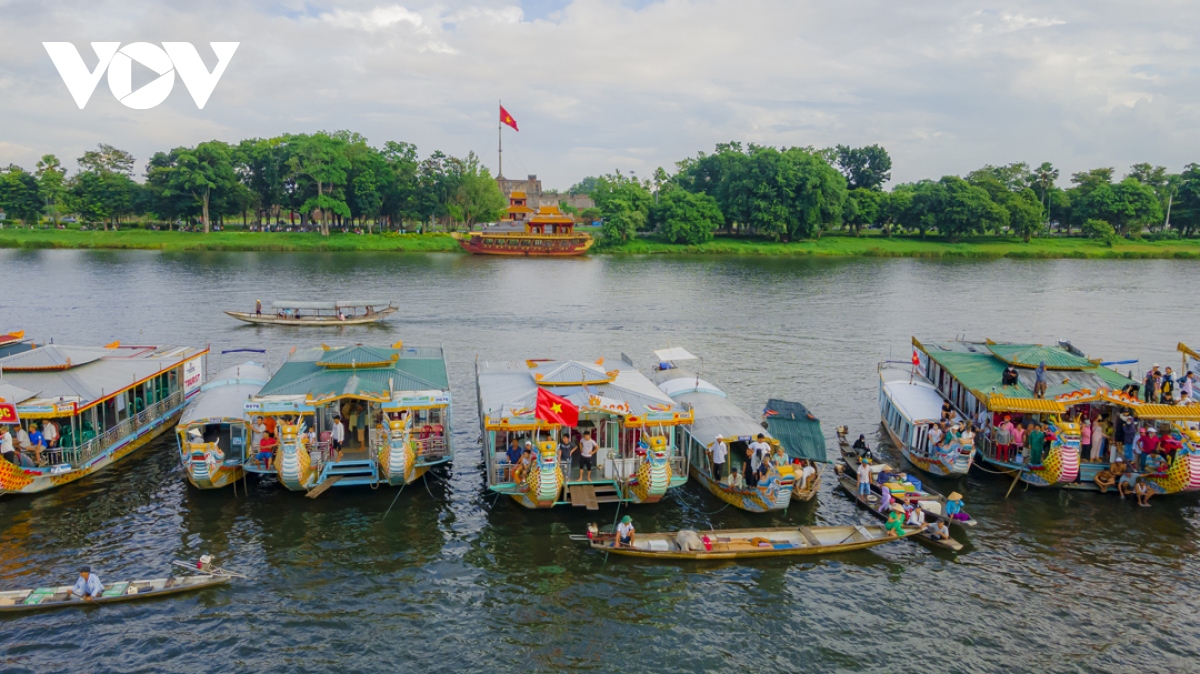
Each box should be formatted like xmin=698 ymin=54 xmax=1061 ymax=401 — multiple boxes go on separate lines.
xmin=580 ymin=523 xmax=916 ymax=560
xmin=838 ymin=430 xmax=976 ymax=527
xmin=226 ymin=300 xmax=396 ymax=326
xmin=0 ymin=573 xmax=230 ymax=613
xmin=835 ymin=468 xmax=964 ymax=552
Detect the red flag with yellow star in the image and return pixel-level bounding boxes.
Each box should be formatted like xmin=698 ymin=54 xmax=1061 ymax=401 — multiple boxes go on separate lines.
xmin=500 ymin=105 xmax=519 ymax=132
xmin=535 ymin=388 xmax=578 ymax=427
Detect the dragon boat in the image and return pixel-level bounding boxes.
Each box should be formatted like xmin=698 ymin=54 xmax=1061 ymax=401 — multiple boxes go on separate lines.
xmin=878 ymin=362 xmax=975 ymax=477
xmin=176 ymin=357 xmax=270 ymax=490
xmin=648 ymin=348 xmax=827 ymax=512
xmin=243 ymin=343 xmax=452 ymax=494
xmin=476 ymin=356 xmax=693 ymax=509
xmin=0 ymin=342 xmax=207 ymax=495
xmin=912 ymin=338 xmax=1200 ymax=496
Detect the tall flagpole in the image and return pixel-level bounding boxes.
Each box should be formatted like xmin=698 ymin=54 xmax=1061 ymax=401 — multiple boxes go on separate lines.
xmin=498 ymin=99 xmax=503 ymax=178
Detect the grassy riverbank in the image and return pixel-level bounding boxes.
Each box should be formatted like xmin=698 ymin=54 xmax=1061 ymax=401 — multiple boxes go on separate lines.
xmin=3 ymin=228 xmax=1200 ymax=258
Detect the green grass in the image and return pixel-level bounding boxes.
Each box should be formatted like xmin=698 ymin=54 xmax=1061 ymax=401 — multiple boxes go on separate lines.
xmin=3 ymin=227 xmax=1200 ymax=259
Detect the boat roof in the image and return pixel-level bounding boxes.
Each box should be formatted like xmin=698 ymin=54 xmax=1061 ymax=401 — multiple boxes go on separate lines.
xmin=880 ymin=371 xmax=945 ymax=424
xmin=0 ymin=331 xmax=34 ymax=359
xmin=478 ymin=358 xmax=678 ymax=422
xmin=651 ymin=369 xmax=764 ymax=445
xmin=654 ymin=347 xmax=698 ymax=363
xmin=0 ymin=344 xmax=206 ymax=409
xmin=764 ymin=398 xmax=828 ymax=463
xmin=270 ymin=300 xmax=391 ymax=310
xmin=179 ymin=362 xmax=270 ymax=426
xmin=255 ymin=344 xmax=448 ymax=398
xmin=918 ymin=339 xmax=1134 ymax=401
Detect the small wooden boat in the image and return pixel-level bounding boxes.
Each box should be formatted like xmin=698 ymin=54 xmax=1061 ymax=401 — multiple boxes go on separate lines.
xmin=580 ymin=522 xmax=915 ymax=560
xmin=0 ymin=573 xmax=230 ymax=613
xmin=838 ymin=428 xmax=976 ymax=527
xmin=834 ymin=466 xmax=964 ymax=552
xmin=226 ymin=300 xmax=396 ymax=326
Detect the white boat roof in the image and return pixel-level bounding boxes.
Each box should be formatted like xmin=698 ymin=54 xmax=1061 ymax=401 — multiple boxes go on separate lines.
xmin=651 ymin=369 xmax=766 ymax=445
xmin=882 ymin=375 xmax=944 ymax=425
xmin=271 ymin=300 xmax=391 ymax=310
xmin=179 ymin=362 xmax=270 ymax=426
xmin=653 ymin=347 xmax=698 ymax=363
xmin=0 ymin=344 xmax=206 ymax=407
xmin=477 ymin=359 xmax=677 ymax=420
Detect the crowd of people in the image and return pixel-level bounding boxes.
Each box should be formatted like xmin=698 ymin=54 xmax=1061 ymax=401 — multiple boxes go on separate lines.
xmin=0 ymin=420 xmax=59 ymax=468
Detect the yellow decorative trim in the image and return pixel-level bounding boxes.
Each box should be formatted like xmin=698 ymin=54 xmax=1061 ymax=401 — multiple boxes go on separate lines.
xmin=1180 ymin=342 xmax=1200 ymax=361
xmin=985 ymin=393 xmax=1064 ymax=414
xmin=1135 ymin=404 xmax=1200 ymax=421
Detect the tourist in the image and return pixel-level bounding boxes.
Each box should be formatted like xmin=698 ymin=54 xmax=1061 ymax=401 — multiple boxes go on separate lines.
xmin=885 ymin=505 xmax=906 ymax=537
xmin=251 ymin=417 xmax=267 ymax=456
xmin=1182 ymin=372 xmax=1196 ymax=401
xmin=42 ymin=418 xmax=58 ymax=449
xmin=1090 ymin=415 xmax=1105 ymax=463
xmin=513 ymin=447 xmax=533 ymax=483
xmin=1121 ymin=415 xmax=1139 ymax=464
xmin=505 ymin=437 xmax=522 ymax=468
xmin=928 ymin=520 xmax=951 ymax=541
xmin=0 ymin=425 xmax=15 ymax=465
xmin=27 ymin=423 xmax=45 ymax=466
xmin=557 ymin=433 xmax=575 ymax=470
xmin=798 ymin=459 xmax=816 ymax=490
xmin=709 ymin=434 xmax=728 ymax=484
xmin=1144 ymin=368 xmax=1157 ymax=403
xmin=906 ymin=503 xmax=926 ymax=529
xmin=1118 ymin=470 xmax=1138 ymax=500
xmin=1010 ymin=422 xmax=1026 ymax=464
xmin=1028 ymin=423 xmax=1046 ymax=469
xmin=1139 ymin=428 xmax=1159 ymax=472
xmin=68 ymin=565 xmax=103 ymax=601
xmin=927 ymin=423 xmax=944 ymax=457
xmin=1161 ymin=367 xmax=1176 ymax=403
xmin=1094 ymin=465 xmax=1116 ymax=493
xmin=1144 ymin=451 xmax=1168 ymax=476
xmin=945 ymin=492 xmax=969 ymax=522
xmin=856 ymin=457 xmax=872 ymax=498
xmin=615 ymin=515 xmax=636 ymax=548
xmin=578 ymin=431 xmax=598 ymax=482
xmin=995 ymin=416 xmax=1014 ymax=462
xmin=1034 ymin=361 xmax=1048 ymax=399
xmin=1002 ymin=365 xmax=1019 ymax=386
xmin=746 ymin=434 xmax=770 ymax=488
xmin=1079 ymin=412 xmax=1092 ymax=459
xmin=256 ymin=431 xmax=278 ymax=468
xmin=960 ymin=423 xmax=976 ymax=449
xmin=1159 ymin=429 xmax=1181 ymax=463
xmin=331 ymin=415 xmax=345 ymax=461
xmin=1179 ymin=389 xmax=1193 ymax=406
xmin=1135 ymin=477 xmax=1154 ymax=507
xmin=941 ymin=400 xmax=954 ymax=422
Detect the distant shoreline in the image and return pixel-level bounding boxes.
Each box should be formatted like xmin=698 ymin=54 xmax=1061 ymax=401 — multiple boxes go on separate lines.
xmin=2 ymin=229 xmax=1199 ymax=259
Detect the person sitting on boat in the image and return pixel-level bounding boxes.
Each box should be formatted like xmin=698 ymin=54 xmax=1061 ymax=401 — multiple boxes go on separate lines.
xmin=928 ymin=520 xmax=951 ymax=541
xmin=1135 ymin=476 xmax=1154 ymax=507
xmin=513 ymin=445 xmax=534 ymax=483
xmin=878 ymin=481 xmax=893 ymax=514
xmin=852 ymin=434 xmax=870 ymax=455
xmin=1002 ymin=365 xmax=1019 ymax=387
xmin=945 ymin=492 xmax=970 ymax=522
xmin=504 ymin=437 xmax=523 ymax=473
xmin=856 ymin=457 xmax=873 ymax=498
xmin=68 ymin=565 xmax=103 ymax=602
xmin=798 ymin=460 xmax=816 ymax=489
xmin=940 ymin=400 xmax=954 ymax=422
xmin=885 ymin=505 xmax=906 ymax=537
xmin=337 ymin=310 xmax=347 ymax=321
xmin=1118 ymin=470 xmax=1139 ymax=499
xmin=615 ymin=515 xmax=635 ymax=548
xmin=256 ymin=431 xmax=279 ymax=468
xmin=926 ymin=423 xmax=943 ymax=457
xmin=905 ymin=503 xmax=926 ymax=529
xmin=709 ymin=435 xmax=728 ymax=485
xmin=959 ymin=423 xmax=976 ymax=450
xmin=1094 ymin=465 xmax=1116 ymax=493
xmin=1144 ymin=451 xmax=1168 ymax=477
xmin=1159 ymin=429 xmax=1182 ymax=463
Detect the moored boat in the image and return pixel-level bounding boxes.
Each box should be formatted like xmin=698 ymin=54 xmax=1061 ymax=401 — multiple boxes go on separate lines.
xmin=454 ymin=193 xmax=593 ymax=256
xmin=0 ymin=342 xmax=207 ymax=495
xmin=225 ymin=300 xmax=396 ymax=326
xmin=476 ymin=356 xmax=692 ymax=509
xmin=0 ymin=560 xmax=233 ymax=613
xmin=243 ymin=342 xmax=452 ymax=494
xmin=176 ymin=358 xmax=270 ymax=490
xmin=878 ymin=362 xmax=975 ymax=477
xmin=834 ymin=460 xmax=965 ymax=552
xmin=581 ymin=522 xmax=915 ymax=560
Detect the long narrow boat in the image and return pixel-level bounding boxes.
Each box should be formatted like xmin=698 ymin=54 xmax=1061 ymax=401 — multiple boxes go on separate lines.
xmin=834 ymin=466 xmax=964 ymax=552
xmin=225 ymin=300 xmax=396 ymax=326
xmin=582 ymin=523 xmax=916 ymax=560
xmin=476 ymin=356 xmax=693 ymax=509
xmin=176 ymin=359 xmax=270 ymax=490
xmin=243 ymin=342 xmax=452 ymax=493
xmin=837 ymin=428 xmax=976 ymax=527
xmin=0 ymin=343 xmax=207 ymax=495
xmin=914 ymin=338 xmax=1200 ymax=496
xmin=0 ymin=573 xmax=230 ymax=613
xmin=878 ymin=362 xmax=975 ymax=477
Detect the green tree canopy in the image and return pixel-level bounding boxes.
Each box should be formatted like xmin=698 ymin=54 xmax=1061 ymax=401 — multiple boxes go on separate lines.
xmin=0 ymin=166 xmax=44 ymax=225
xmin=650 ymin=189 xmax=723 ymax=245
xmin=834 ymin=144 xmax=892 ymax=191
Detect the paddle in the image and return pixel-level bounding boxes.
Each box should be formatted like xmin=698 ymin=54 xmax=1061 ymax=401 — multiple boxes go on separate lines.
xmin=1004 ymin=469 xmax=1023 ymax=499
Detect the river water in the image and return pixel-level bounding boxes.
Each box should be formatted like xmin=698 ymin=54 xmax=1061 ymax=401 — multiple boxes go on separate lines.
xmin=1 ymin=250 xmax=1199 ymax=673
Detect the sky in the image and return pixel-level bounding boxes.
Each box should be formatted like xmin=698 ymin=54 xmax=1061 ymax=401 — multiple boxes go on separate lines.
xmin=0 ymin=0 xmax=1198 ymax=190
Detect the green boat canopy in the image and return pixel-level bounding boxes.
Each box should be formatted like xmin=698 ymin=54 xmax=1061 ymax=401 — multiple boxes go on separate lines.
xmin=763 ymin=398 xmax=829 ymax=463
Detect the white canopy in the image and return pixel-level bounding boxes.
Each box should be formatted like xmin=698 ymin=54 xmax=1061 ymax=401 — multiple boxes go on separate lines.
xmin=271 ymin=300 xmax=391 ymax=310
xmin=654 ymin=347 xmax=698 ymax=362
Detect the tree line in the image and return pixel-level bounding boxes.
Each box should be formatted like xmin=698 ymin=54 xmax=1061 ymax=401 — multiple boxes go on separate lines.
xmin=0 ymin=132 xmax=507 ymax=235
xmin=578 ymin=143 xmax=1200 ymax=245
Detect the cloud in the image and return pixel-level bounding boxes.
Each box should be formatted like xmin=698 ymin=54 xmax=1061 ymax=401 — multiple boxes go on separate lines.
xmin=0 ymin=0 xmax=1198 ymax=189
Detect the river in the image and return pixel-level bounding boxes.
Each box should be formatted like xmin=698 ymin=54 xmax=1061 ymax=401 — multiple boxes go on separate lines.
xmin=1 ymin=250 xmax=1199 ymax=673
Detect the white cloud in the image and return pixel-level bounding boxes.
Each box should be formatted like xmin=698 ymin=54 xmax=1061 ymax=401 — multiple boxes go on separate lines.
xmin=0 ymin=0 xmax=1198 ymax=188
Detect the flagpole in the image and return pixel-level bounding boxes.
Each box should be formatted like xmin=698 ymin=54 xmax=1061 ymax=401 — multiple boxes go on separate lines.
xmin=498 ymin=99 xmax=503 ymax=178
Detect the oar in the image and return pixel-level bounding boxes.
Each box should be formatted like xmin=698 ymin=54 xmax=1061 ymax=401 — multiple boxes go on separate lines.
xmin=1004 ymin=469 xmax=1023 ymax=499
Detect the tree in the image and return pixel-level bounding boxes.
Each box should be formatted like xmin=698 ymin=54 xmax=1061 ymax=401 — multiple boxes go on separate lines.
xmin=718 ymin=145 xmax=847 ymax=240
xmin=35 ymin=155 xmax=66 ymax=225
xmin=917 ymin=176 xmax=1007 ymax=241
xmin=236 ymin=137 xmax=290 ymax=227
xmin=569 ymin=176 xmax=600 ymax=195
xmin=601 ymin=207 xmax=644 ymax=244
xmin=78 ymin=144 xmax=135 ymax=176
xmin=1032 ymin=162 xmax=1059 ymax=223
xmin=287 ymin=132 xmax=351 ymax=236
xmin=66 ymin=170 xmax=136 ymax=229
xmin=1082 ymin=218 xmax=1115 ymax=241
xmin=844 ymin=188 xmax=882 ymax=235
xmin=1076 ymin=178 xmax=1162 ymax=236
xmin=835 ymin=144 xmax=892 ymax=191
xmin=650 ymin=190 xmax=723 ymax=244
xmin=0 ymin=166 xmax=43 ymax=225
xmin=1171 ymin=163 xmax=1200 ymax=238
xmin=145 ymin=141 xmax=238 ymax=233
xmin=446 ymin=156 xmax=506 ymax=229
xmin=379 ymin=141 xmax=421 ymax=229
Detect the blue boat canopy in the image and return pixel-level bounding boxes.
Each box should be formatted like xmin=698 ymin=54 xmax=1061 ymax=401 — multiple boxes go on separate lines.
xmin=763 ymin=398 xmax=829 ymax=463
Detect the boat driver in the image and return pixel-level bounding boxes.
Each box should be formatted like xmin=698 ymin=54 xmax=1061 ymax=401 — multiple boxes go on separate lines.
xmin=69 ymin=565 xmax=103 ymax=601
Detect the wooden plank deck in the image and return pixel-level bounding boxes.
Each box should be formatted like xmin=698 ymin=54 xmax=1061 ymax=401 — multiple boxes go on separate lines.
xmin=305 ymin=475 xmax=343 ymax=499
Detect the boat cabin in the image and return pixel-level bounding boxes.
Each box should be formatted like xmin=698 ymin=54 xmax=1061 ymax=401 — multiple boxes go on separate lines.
xmin=176 ymin=360 xmax=270 ymax=489
xmin=0 ymin=343 xmax=207 ymax=493
xmin=244 ymin=343 xmax=451 ymax=491
xmin=477 ymin=357 xmax=693 ymax=508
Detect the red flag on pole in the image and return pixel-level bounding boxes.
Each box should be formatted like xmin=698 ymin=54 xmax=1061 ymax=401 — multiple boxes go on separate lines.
xmin=500 ymin=105 xmax=519 ymax=131
xmin=912 ymin=349 xmax=920 ymax=366
xmin=535 ymin=388 xmax=578 ymax=427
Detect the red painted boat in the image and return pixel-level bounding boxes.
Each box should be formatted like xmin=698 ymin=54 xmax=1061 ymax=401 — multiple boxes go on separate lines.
xmin=455 ymin=192 xmax=593 ymax=257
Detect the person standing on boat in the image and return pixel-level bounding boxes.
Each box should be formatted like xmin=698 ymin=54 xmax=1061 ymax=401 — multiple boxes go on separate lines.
xmin=746 ymin=434 xmax=771 ymax=488
xmin=708 ymin=434 xmax=728 ymax=485
xmin=1027 ymin=423 xmax=1046 ymax=469
xmin=856 ymin=457 xmax=873 ymax=498
xmin=578 ymin=431 xmax=598 ymax=482
xmin=557 ymin=433 xmax=576 ymax=472
xmin=42 ymin=419 xmax=58 ymax=450
xmin=1161 ymin=367 xmax=1176 ymax=403
xmin=926 ymin=424 xmax=943 ymax=458
xmin=331 ymin=415 xmax=346 ymax=461
xmin=251 ymin=417 xmax=267 ymax=456
xmin=255 ymin=299 xmax=262 ymax=317
xmin=68 ymin=566 xmax=103 ymax=601
xmin=615 ymin=515 xmax=635 ymax=548
xmin=1034 ymin=362 xmax=1048 ymax=399
xmin=995 ymin=416 xmax=1013 ymax=462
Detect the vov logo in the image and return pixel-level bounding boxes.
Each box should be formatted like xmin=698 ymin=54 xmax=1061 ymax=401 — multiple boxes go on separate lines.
xmin=43 ymin=42 xmax=239 ymax=110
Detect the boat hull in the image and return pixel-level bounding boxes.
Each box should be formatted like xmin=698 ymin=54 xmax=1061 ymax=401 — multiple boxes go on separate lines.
xmin=835 ymin=469 xmax=965 ymax=551
xmin=588 ymin=525 xmax=914 ymax=560
xmin=0 ymin=574 xmax=230 ymax=613
xmin=225 ymin=307 xmax=395 ymax=326
xmin=689 ymin=463 xmax=793 ymax=512
xmin=880 ymin=415 xmax=975 ymax=478
xmin=455 ymin=233 xmax=593 ymax=256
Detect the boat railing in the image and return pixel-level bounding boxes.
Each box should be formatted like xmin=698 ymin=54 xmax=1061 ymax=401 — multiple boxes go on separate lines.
xmin=668 ymin=453 xmax=688 ymax=478
xmin=414 ymin=436 xmax=449 ymax=461
xmin=43 ymin=391 xmax=184 ymax=469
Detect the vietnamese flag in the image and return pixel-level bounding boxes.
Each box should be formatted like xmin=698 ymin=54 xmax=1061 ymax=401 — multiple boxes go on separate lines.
xmin=535 ymin=388 xmax=578 ymax=427
xmin=500 ymin=105 xmax=519 ymax=131
xmin=912 ymin=349 xmax=920 ymax=366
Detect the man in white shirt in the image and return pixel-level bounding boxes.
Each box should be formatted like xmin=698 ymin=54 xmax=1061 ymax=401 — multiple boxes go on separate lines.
xmin=708 ymin=435 xmax=728 ymax=485
xmin=746 ymin=434 xmax=771 ymax=487
xmin=857 ymin=458 xmax=873 ymax=498
xmin=331 ymin=415 xmax=346 ymax=461
xmin=615 ymin=515 xmax=635 ymax=548
xmin=927 ymin=424 xmax=943 ymax=455
xmin=42 ymin=419 xmax=59 ymax=448
xmin=69 ymin=565 xmax=103 ymax=601
xmin=0 ymin=426 xmax=15 ymax=465
xmin=578 ymin=431 xmax=599 ymax=481
xmin=799 ymin=460 xmax=816 ymax=488
xmin=251 ymin=417 xmax=267 ymax=453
